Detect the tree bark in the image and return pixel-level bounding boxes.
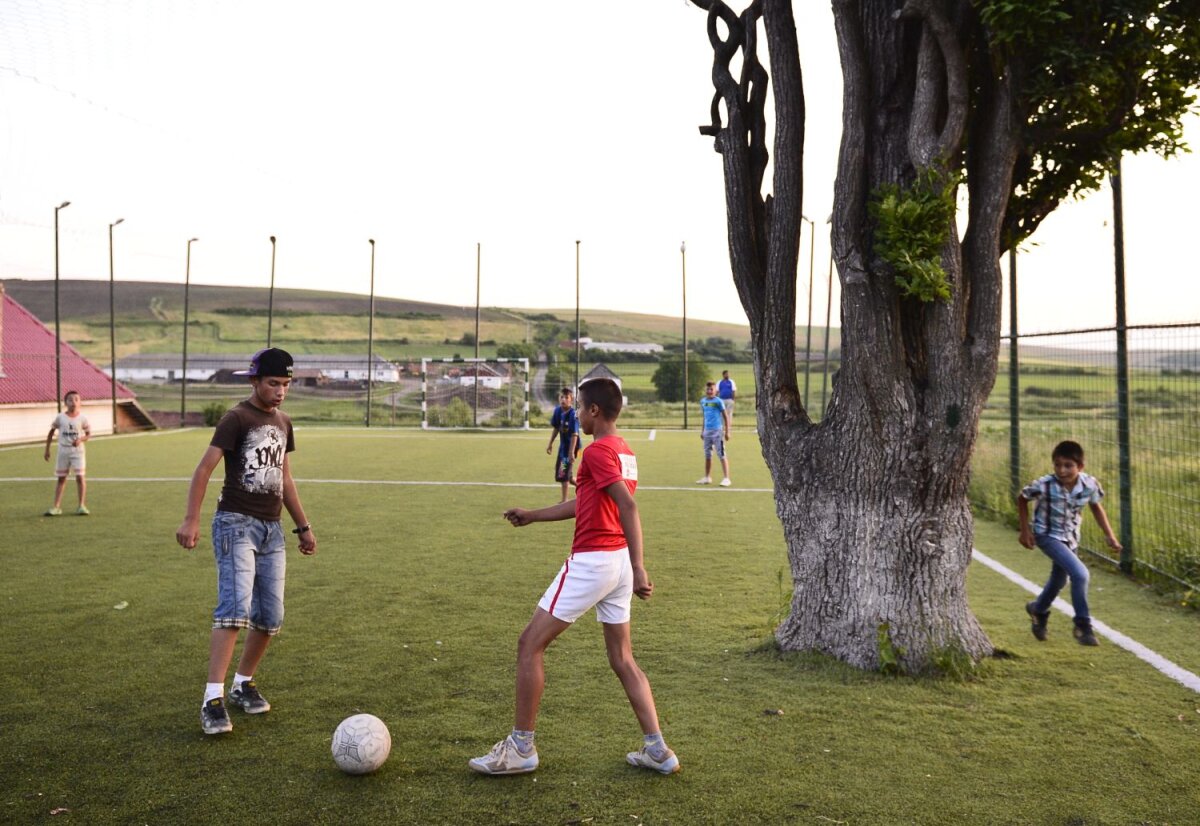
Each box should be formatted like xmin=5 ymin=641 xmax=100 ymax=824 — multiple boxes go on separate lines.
xmin=696 ymin=0 xmax=1022 ymax=670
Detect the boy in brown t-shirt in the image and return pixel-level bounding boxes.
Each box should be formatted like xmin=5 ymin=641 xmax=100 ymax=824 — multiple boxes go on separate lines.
xmin=175 ymin=347 xmax=318 ymax=735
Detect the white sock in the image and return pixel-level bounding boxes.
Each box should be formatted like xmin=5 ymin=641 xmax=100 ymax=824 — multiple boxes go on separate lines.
xmin=203 ymin=682 xmax=224 ymax=705
xmin=643 ymin=732 xmax=668 ymax=758
xmin=510 ymin=729 xmax=535 ymax=754
xmin=232 ymin=672 xmax=253 ymax=690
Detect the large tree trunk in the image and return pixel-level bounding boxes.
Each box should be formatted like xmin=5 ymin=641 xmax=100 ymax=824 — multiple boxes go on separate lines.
xmin=694 ymin=0 xmax=1020 ymax=670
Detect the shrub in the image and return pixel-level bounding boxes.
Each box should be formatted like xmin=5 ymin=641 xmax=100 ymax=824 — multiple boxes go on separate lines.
xmin=203 ymin=402 xmax=227 ymax=427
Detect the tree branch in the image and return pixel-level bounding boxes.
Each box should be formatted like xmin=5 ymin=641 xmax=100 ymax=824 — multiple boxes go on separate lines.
xmin=693 ymin=0 xmax=769 ymax=327
xmin=898 ymin=0 xmax=968 ymax=167
xmin=759 ymin=0 xmax=805 ymax=424
xmin=831 ymin=0 xmax=869 ymax=286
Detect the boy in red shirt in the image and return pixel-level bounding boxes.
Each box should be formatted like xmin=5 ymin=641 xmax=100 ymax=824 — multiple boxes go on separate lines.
xmin=469 ymin=377 xmax=678 ymax=776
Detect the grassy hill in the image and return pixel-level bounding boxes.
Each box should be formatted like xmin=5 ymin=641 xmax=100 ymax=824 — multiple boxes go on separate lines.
xmin=1 ymin=279 xmax=841 ymax=362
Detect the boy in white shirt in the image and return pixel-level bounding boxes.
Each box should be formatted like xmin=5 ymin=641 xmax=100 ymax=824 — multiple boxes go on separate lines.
xmin=43 ymin=390 xmax=91 ymax=515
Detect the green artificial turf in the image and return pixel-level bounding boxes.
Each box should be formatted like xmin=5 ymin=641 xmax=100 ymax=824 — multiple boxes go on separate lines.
xmin=1 ymin=427 xmax=1197 ymax=824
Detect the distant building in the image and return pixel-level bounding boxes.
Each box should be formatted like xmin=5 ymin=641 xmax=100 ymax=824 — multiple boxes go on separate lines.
xmin=0 ymin=285 xmax=153 ymax=444
xmin=443 ymin=362 xmax=510 ymax=390
xmin=582 ymin=341 xmax=663 ymax=355
xmin=112 ymin=353 xmax=401 ymax=384
xmin=580 ymin=362 xmax=623 ymax=391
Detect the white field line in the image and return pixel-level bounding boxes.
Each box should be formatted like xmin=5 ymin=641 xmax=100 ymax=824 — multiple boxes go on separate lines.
xmin=4 ymin=463 xmax=1192 ymax=694
xmin=0 ymin=476 xmax=775 ymax=492
xmin=972 ymin=549 xmax=1200 ymax=694
xmin=0 ymin=427 xmax=199 ymax=452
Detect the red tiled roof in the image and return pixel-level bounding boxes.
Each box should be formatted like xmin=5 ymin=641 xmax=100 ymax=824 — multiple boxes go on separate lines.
xmin=0 ymin=291 xmax=136 ymax=405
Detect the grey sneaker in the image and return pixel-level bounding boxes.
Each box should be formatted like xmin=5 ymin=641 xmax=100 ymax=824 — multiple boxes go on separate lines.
xmin=626 ymin=745 xmax=680 ymax=775
xmin=44 ymin=507 xmax=62 ymax=517
xmin=1073 ymin=622 xmax=1099 ymax=646
xmin=468 ymin=735 xmax=539 ymax=775
xmin=228 ymin=679 xmax=271 ymax=714
xmin=1025 ymin=601 xmax=1049 ymax=641
xmin=201 ymin=697 xmax=232 ymax=735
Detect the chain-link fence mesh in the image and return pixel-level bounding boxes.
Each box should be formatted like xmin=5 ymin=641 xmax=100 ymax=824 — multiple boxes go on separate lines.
xmin=972 ymin=323 xmax=1200 ymax=590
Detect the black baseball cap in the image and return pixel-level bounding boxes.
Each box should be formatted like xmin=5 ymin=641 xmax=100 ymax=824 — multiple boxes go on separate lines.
xmin=233 ymin=347 xmax=294 ymax=378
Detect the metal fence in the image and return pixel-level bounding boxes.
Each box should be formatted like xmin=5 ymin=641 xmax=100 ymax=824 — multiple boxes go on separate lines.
xmin=7 ymin=324 xmax=1196 ymax=590
xmin=971 ymin=323 xmax=1200 ymax=591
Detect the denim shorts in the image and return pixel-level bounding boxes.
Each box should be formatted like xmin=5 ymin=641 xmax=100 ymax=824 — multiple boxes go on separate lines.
xmin=702 ymin=428 xmax=726 ymax=459
xmin=211 ymin=510 xmax=286 ymax=635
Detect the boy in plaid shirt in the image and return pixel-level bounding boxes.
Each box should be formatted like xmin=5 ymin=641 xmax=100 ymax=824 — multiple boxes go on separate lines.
xmin=1017 ymin=440 xmax=1121 ymax=646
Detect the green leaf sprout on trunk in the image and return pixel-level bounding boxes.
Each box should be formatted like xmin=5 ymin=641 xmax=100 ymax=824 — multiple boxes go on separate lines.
xmin=869 ymin=168 xmax=959 ymax=303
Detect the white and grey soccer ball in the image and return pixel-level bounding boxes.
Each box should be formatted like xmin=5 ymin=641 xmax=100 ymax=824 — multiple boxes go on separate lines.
xmin=331 ymin=713 xmax=392 ymax=775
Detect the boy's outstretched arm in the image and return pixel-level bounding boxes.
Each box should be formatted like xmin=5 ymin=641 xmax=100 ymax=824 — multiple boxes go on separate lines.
xmin=604 ymin=480 xmax=652 ymax=600
xmin=1016 ymin=495 xmax=1035 ymax=549
xmin=176 ymin=446 xmax=223 ymax=549
xmin=504 ymin=497 xmax=577 ymax=526
xmin=1090 ymin=502 xmax=1122 ymax=551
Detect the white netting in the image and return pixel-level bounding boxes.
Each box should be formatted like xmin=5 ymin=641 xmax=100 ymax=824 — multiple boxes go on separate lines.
xmin=421 ymin=358 xmax=529 ymax=429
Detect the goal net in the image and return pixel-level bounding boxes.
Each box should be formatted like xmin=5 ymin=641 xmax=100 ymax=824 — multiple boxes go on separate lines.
xmin=421 ymin=358 xmax=530 ymax=430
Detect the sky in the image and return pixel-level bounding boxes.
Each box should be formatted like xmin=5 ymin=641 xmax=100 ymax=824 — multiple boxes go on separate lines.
xmin=0 ymin=0 xmax=1197 ymax=335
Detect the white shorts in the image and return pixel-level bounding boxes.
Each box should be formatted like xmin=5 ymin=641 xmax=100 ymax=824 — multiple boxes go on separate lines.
xmin=538 ymin=549 xmax=633 ymax=624
xmin=56 ymin=447 xmax=85 ymax=478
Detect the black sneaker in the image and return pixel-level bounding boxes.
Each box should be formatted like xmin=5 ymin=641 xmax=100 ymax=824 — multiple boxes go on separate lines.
xmin=201 ymin=697 xmax=233 ymax=735
xmin=1073 ymin=623 xmax=1100 ymax=647
xmin=1025 ymin=601 xmax=1049 ymax=641
xmin=228 ymin=679 xmax=271 ymax=714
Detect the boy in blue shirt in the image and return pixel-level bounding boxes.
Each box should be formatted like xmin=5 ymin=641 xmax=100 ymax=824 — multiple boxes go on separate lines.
xmin=697 ymin=381 xmax=731 ymax=487
xmin=717 ymin=370 xmax=737 ymax=422
xmin=1017 ymin=440 xmax=1121 ymax=646
xmin=547 ymin=387 xmax=581 ymax=502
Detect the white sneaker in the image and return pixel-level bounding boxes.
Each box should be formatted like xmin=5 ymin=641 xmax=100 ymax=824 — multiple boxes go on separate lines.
xmin=626 ymin=745 xmax=680 ymax=775
xmin=696 ymin=476 xmax=712 ymax=485
xmin=719 ymin=478 xmax=732 ymax=487
xmin=468 ymin=735 xmax=539 ymax=775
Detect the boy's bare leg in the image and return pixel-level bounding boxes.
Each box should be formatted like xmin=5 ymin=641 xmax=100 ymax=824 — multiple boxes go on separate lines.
xmin=52 ymin=477 xmax=68 ymax=508
xmin=235 ymin=629 xmax=272 ymax=678
xmin=560 ymin=481 xmax=568 ymax=503
xmin=721 ymin=456 xmax=731 ymax=479
xmin=514 ymin=608 xmax=571 ymax=731
xmin=704 ymin=457 xmax=713 ymax=478
xmin=602 ymin=621 xmax=661 ymax=734
xmin=207 ymin=628 xmax=240 ymax=683
xmin=76 ymin=475 xmax=87 ymax=507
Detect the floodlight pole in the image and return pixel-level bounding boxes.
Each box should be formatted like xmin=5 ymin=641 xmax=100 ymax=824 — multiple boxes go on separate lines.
xmin=367 ymin=239 xmax=375 ymax=428
xmin=681 ymin=241 xmax=688 ymax=429
xmin=109 ymin=218 xmax=124 ymax=433
xmin=801 ymin=215 xmax=816 ymax=410
xmin=574 ymin=240 xmax=581 ymax=396
xmin=267 ymin=235 xmax=277 ymax=347
xmin=181 ymin=237 xmax=198 ymax=427
xmin=54 ymin=201 xmax=71 ymax=412
xmin=1008 ymin=249 xmax=1020 ymax=500
xmin=820 ymin=240 xmax=834 ymax=417
xmin=474 ymin=241 xmax=481 ymax=427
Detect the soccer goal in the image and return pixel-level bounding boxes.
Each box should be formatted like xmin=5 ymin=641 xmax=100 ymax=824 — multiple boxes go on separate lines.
xmin=421 ymin=358 xmax=530 ymax=430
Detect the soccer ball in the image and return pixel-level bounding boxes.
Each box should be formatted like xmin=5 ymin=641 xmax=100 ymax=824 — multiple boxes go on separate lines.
xmin=331 ymin=713 xmax=392 ymax=775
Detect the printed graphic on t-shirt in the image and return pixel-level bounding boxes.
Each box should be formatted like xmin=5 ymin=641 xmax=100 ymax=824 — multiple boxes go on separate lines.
xmin=236 ymin=425 xmax=287 ymax=495
xmin=619 ymin=453 xmax=638 ymax=481
xmin=55 ymin=413 xmax=88 ymax=448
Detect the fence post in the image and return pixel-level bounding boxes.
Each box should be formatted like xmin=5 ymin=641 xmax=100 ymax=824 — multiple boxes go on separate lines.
xmin=1008 ymin=250 xmax=1020 ymax=500
xmin=1111 ymin=159 xmax=1134 ymax=572
xmin=420 ymin=358 xmax=428 ymax=430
